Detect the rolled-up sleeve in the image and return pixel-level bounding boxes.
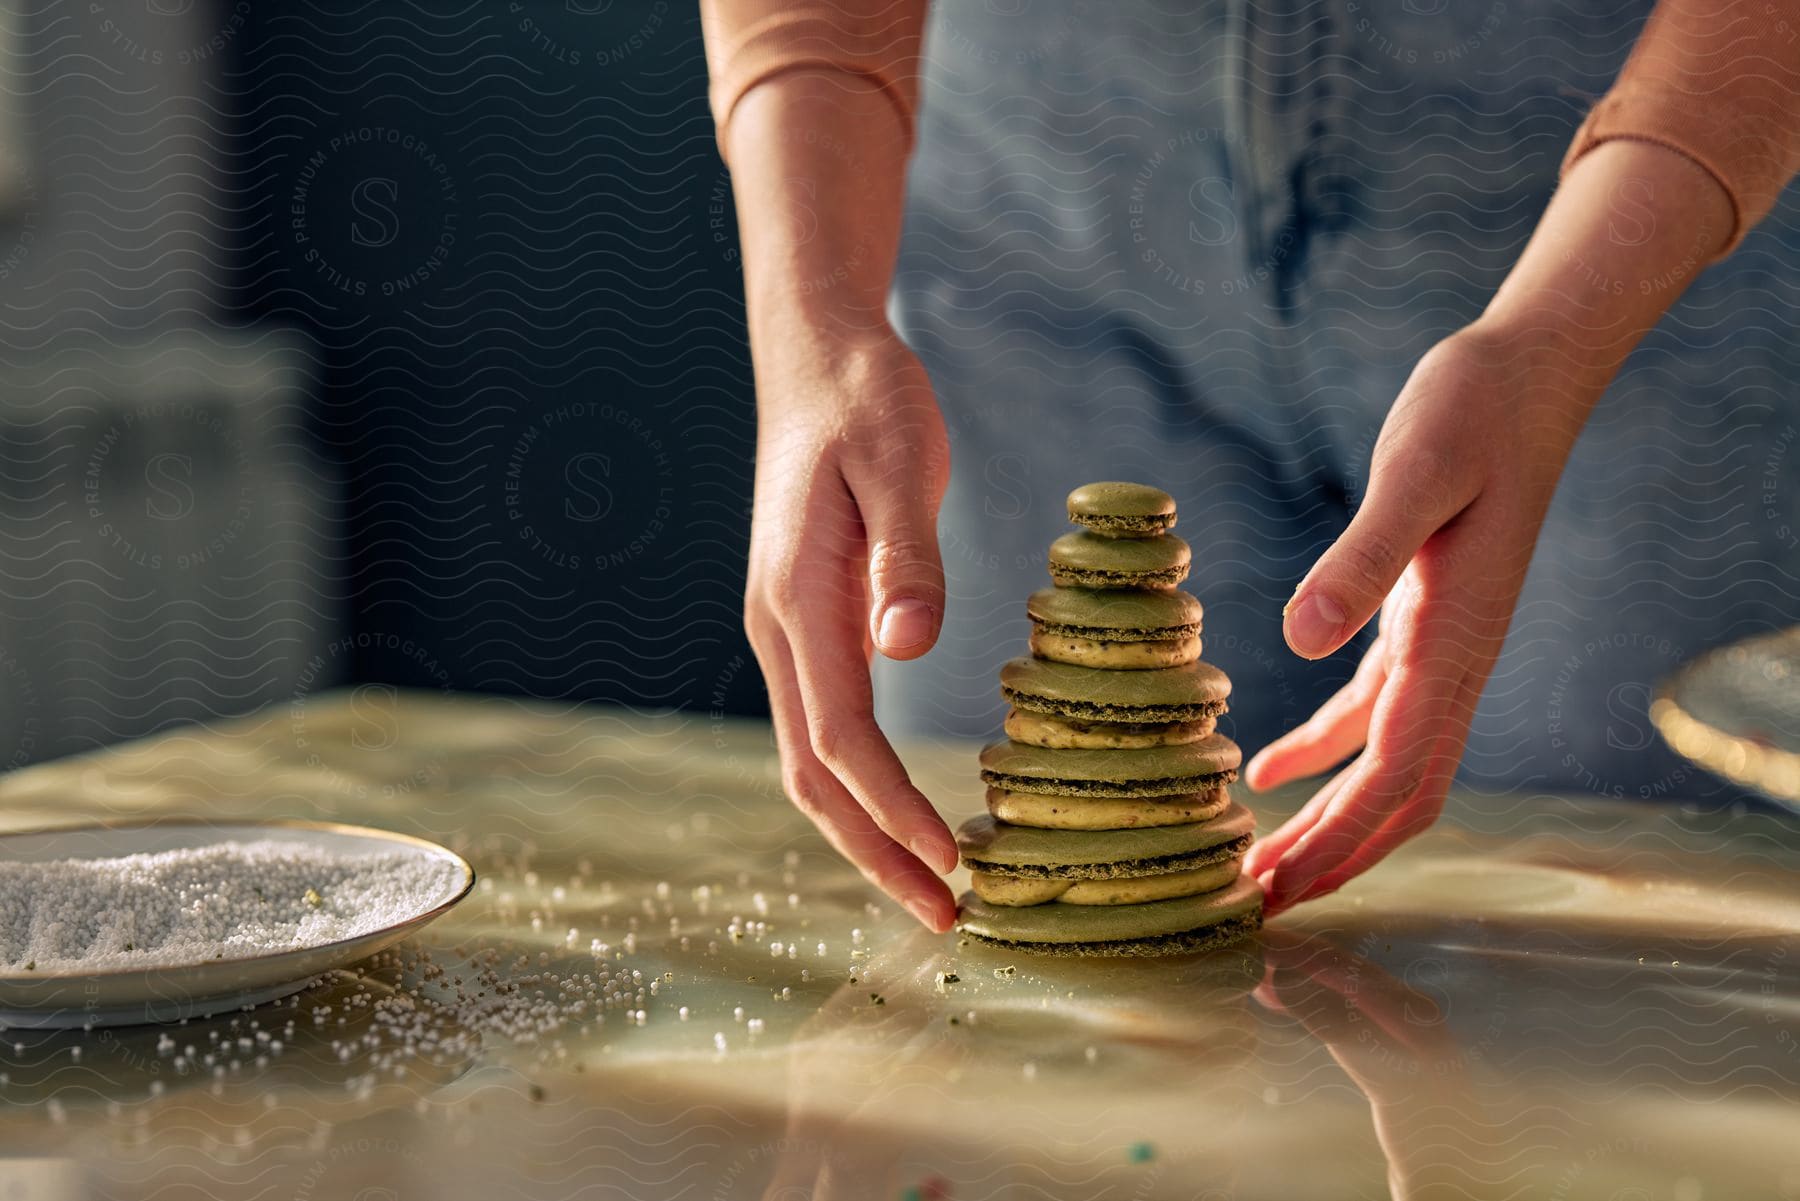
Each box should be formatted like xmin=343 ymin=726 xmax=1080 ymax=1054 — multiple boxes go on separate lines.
xmin=699 ymin=1 xmax=926 ymax=159
xmin=1561 ymin=0 xmax=1800 ymax=256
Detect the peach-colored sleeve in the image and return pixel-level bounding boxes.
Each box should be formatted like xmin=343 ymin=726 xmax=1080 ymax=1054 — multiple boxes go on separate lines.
xmin=699 ymin=1 xmax=926 ymax=159
xmin=1562 ymin=0 xmax=1800 ymax=256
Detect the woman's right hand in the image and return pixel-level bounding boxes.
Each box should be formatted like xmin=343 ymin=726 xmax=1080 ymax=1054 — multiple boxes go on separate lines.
xmin=743 ymin=318 xmax=959 ymax=931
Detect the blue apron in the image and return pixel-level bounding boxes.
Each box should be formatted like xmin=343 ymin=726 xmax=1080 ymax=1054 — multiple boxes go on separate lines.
xmin=874 ymin=0 xmax=1800 ymax=801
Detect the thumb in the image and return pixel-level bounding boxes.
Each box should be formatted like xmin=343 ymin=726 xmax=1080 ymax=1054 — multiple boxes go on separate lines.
xmin=849 ymin=468 xmax=946 ymax=661
xmin=1287 ymin=448 xmax=1472 ymax=659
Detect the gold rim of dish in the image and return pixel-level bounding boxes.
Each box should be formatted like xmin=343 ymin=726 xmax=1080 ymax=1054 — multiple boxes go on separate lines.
xmin=1650 ymin=629 xmax=1800 ymax=803
xmin=0 ymin=817 xmax=477 ymax=984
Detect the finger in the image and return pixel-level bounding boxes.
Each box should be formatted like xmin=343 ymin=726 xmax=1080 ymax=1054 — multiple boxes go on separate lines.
xmin=760 ymin=465 xmax=960 ymax=875
xmin=847 ymin=448 xmax=948 ymax=661
xmin=1279 ymin=796 xmax=1448 ymax=913
xmin=1245 ymin=636 xmax=1389 ymax=791
xmin=1244 ymin=764 xmax=1354 ymax=882
xmin=786 ymin=624 xmax=960 ymax=876
xmin=1284 ymin=445 xmax=1475 ymax=660
xmin=750 ymin=608 xmax=956 ymax=929
xmin=1260 ymin=647 xmax=1476 ymax=912
xmin=1266 ymin=502 xmax=1515 ymax=911
xmin=775 ymin=509 xmax=960 ymax=877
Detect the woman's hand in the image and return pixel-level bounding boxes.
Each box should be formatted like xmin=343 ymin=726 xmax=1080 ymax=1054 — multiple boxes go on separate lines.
xmin=717 ymin=66 xmax=956 ymax=930
xmin=744 ymin=322 xmax=959 ymax=931
xmin=1243 ymin=138 xmax=1736 ymax=914
xmin=1242 ymin=325 xmax=1576 ymax=913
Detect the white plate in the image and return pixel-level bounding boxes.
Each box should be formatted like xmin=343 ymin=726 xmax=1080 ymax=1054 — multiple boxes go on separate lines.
xmin=1653 ymin=626 xmax=1800 ymax=809
xmin=0 ymin=819 xmax=475 ymax=1028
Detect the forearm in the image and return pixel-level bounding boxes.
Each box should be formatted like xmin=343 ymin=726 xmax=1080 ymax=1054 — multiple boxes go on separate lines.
xmin=724 ymin=70 xmax=912 ymax=348
xmin=1473 ymin=139 xmax=1734 ymax=416
xmin=698 ymin=1 xmax=926 ymax=348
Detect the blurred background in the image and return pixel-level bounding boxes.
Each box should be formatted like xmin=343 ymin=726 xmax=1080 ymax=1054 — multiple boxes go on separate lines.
xmin=0 ymin=0 xmax=763 ymax=765
xmin=0 ymin=0 xmax=1789 ymax=813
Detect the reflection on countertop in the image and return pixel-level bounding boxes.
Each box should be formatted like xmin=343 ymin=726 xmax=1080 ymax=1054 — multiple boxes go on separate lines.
xmin=0 ymin=689 xmax=1796 ymax=1199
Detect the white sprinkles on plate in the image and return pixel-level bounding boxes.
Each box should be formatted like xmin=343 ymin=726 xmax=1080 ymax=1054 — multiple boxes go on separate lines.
xmin=0 ymin=839 xmax=464 ymax=972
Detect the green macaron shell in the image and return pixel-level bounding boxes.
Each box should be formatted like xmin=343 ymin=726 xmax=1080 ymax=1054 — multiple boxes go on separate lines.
xmin=957 ymin=875 xmax=1263 ymax=947
xmin=1000 ymin=656 xmax=1230 ymax=723
xmin=1026 ymin=587 xmax=1203 ymax=641
xmin=959 ymin=911 xmax=1262 ymax=957
xmin=1066 ymin=482 xmax=1178 ymax=537
xmin=957 ymin=803 xmax=1254 ymax=874
xmin=980 ymin=735 xmax=1242 ymax=797
xmin=1048 ymin=531 xmax=1191 ymax=589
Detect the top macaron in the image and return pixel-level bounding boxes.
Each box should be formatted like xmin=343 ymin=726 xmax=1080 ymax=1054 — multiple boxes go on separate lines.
xmin=1066 ymin=482 xmax=1177 ymax=538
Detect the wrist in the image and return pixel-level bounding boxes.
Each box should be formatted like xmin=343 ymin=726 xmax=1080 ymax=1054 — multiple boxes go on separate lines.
xmin=1475 ymin=140 xmax=1732 ymax=388
xmin=744 ymin=263 xmax=892 ymax=346
xmin=745 ymin=300 xmax=910 ymax=414
xmin=729 ymin=70 xmax=908 ymax=338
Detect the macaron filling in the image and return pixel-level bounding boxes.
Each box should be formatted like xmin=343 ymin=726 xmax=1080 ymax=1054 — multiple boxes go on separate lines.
xmin=1029 ymin=628 xmax=1201 ymax=669
xmin=970 ymin=855 xmax=1242 ymax=906
xmin=959 ymin=832 xmax=1254 ymax=881
xmin=1003 ymin=687 xmax=1228 ymax=725
xmin=980 ymin=766 xmax=1239 ymax=798
xmin=1048 ymin=563 xmax=1190 ymax=590
xmin=1069 ymin=512 xmax=1174 ymax=538
xmin=1003 ymin=709 xmax=1216 ymax=749
xmin=1029 ymin=618 xmax=1202 ymax=643
xmin=985 ymin=785 xmax=1231 ymax=830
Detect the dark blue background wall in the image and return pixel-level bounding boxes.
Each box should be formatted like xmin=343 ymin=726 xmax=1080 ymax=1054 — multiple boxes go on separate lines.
xmin=224 ymin=1 xmax=766 ymax=715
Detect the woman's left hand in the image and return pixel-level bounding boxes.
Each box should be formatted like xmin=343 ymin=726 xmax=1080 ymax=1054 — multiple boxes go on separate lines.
xmin=1240 ymin=137 xmax=1736 ymax=915
xmin=1241 ymin=324 xmax=1583 ymax=914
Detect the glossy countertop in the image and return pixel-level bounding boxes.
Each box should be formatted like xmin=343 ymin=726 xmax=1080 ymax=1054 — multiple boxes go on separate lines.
xmin=0 ymin=690 xmax=1795 ymax=1200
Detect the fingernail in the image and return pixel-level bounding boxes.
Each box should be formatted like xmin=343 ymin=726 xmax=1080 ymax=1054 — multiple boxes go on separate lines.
xmin=911 ymin=836 xmax=956 ymax=875
xmin=877 ymin=597 xmax=935 ymax=652
xmin=903 ymin=894 xmax=941 ymax=930
xmin=1284 ymin=591 xmax=1346 ymax=658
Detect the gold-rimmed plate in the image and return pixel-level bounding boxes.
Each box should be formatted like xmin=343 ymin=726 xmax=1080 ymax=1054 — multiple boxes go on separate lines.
xmin=1652 ymin=627 xmax=1800 ymax=809
xmin=0 ymin=819 xmax=474 ymax=1029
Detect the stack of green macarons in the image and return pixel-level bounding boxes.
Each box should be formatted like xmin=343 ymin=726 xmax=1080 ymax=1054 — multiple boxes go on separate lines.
xmin=955 ymin=481 xmax=1263 ymax=956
